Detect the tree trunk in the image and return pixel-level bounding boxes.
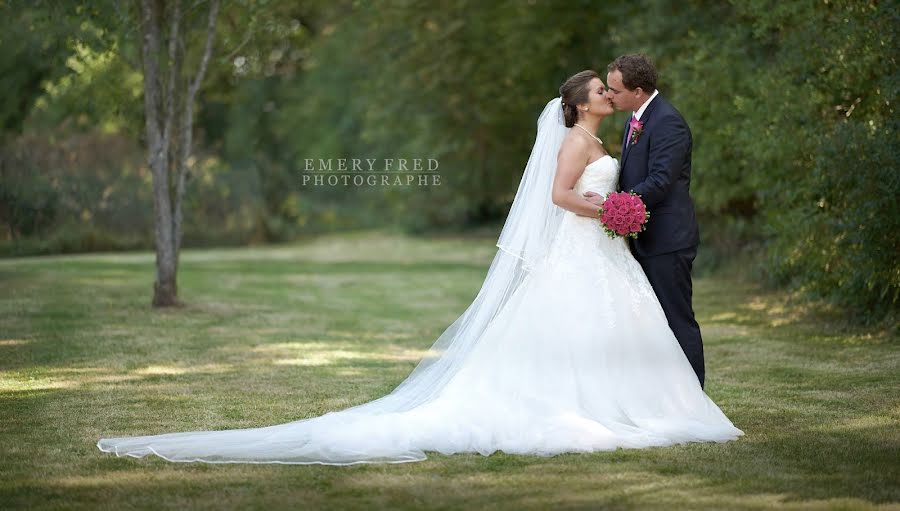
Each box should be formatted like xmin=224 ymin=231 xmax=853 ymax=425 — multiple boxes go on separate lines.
xmin=141 ymin=0 xmax=178 ymax=307
xmin=139 ymin=0 xmax=218 ymax=307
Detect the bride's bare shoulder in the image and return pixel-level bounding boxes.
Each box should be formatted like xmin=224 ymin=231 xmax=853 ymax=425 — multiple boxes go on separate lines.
xmin=557 ymin=130 xmax=589 ymax=162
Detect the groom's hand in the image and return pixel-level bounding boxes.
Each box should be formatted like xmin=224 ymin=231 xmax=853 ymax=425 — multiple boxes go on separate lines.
xmin=583 ymin=191 xmax=603 ymax=206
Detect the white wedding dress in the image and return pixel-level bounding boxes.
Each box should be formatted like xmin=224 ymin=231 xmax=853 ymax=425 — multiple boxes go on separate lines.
xmin=98 ymin=99 xmax=743 ymax=465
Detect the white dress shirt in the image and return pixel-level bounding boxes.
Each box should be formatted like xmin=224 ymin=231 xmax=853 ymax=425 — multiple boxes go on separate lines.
xmin=633 ymin=89 xmax=659 ymax=120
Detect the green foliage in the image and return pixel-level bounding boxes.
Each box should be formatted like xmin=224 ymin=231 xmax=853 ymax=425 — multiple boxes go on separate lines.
xmin=269 ymin=1 xmax=633 ymax=232
xmin=0 ymin=129 xmax=271 ymax=256
xmin=615 ymin=0 xmax=899 ymax=320
xmin=0 ymin=1 xmax=137 ymax=135
xmin=0 ymin=163 xmax=57 ymax=239
xmin=768 ymin=118 xmax=900 ymax=317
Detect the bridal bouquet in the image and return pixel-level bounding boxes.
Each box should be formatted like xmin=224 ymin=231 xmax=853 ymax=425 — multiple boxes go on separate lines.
xmin=597 ymin=191 xmax=650 ymax=239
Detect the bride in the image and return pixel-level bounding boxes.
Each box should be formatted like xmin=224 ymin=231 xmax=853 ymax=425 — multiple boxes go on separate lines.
xmin=97 ymin=70 xmax=744 ymax=465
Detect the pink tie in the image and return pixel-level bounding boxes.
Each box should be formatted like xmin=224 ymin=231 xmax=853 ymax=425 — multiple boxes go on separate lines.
xmin=625 ymin=114 xmax=637 ymax=148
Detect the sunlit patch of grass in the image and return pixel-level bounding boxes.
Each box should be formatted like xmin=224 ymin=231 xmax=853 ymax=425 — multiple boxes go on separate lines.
xmin=0 ymin=375 xmax=72 ymax=392
xmin=0 ymin=233 xmax=897 ymax=510
xmin=0 ymin=339 xmax=30 ymax=346
xmin=254 ymin=341 xmax=429 ymax=367
xmin=132 ymin=364 xmax=234 ymax=376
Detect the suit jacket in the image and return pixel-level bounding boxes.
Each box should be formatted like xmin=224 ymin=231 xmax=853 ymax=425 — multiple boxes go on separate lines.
xmin=618 ymin=94 xmax=699 ymax=258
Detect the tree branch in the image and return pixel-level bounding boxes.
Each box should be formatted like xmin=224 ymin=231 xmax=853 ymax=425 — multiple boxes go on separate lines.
xmin=162 ymin=0 xmax=182 ymax=202
xmin=187 ymin=0 xmax=219 ymax=102
xmin=174 ymin=0 xmax=219 ymax=258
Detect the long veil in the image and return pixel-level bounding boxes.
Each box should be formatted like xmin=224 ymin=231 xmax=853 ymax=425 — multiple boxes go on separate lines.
xmin=97 ymin=98 xmax=571 ymax=465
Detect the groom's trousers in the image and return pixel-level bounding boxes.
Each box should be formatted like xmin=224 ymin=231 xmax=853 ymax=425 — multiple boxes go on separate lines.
xmin=636 ymin=245 xmax=705 ymax=388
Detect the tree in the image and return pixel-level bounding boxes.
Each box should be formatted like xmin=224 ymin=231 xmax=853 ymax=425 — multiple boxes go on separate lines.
xmin=139 ymin=0 xmax=219 ymax=306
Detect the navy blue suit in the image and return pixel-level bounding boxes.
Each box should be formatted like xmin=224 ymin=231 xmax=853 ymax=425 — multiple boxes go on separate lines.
xmin=619 ymin=94 xmax=705 ymax=387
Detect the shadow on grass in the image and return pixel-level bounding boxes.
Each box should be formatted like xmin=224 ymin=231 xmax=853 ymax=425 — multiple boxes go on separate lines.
xmin=4 ymin=423 xmax=896 ymax=510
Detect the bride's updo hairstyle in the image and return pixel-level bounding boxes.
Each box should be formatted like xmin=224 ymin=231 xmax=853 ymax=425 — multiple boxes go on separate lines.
xmin=559 ymin=70 xmax=599 ymax=128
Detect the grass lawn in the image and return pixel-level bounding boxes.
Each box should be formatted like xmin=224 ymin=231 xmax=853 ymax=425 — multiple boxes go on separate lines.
xmin=1 ymin=231 xmax=897 ymax=510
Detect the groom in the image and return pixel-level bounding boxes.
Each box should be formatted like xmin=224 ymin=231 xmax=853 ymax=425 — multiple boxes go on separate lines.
xmin=585 ymin=54 xmax=706 ymax=389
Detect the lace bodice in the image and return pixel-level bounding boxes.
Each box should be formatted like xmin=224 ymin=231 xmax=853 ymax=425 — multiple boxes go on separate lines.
xmin=540 ymin=154 xmax=658 ymax=311
xmin=542 ymin=155 xmax=624 ymax=257
xmin=574 ymin=154 xmax=618 ymax=196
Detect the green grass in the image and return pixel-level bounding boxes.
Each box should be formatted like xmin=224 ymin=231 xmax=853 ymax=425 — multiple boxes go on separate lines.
xmin=0 ymin=231 xmax=897 ymax=510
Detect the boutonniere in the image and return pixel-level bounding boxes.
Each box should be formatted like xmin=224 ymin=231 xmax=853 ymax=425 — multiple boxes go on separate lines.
xmin=629 ymin=117 xmax=645 ymax=145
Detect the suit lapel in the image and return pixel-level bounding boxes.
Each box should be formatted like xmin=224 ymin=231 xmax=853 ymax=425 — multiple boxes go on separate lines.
xmin=640 ymin=94 xmax=663 ymax=123
xmin=621 ymin=116 xmax=633 ymax=166
xmin=621 ymin=94 xmax=663 ymax=168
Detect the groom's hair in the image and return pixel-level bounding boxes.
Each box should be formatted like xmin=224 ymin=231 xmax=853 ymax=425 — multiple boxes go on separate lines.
xmin=608 ymin=54 xmax=657 ymax=94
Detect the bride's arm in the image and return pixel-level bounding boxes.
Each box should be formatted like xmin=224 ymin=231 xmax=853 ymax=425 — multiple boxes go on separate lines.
xmin=551 ymin=136 xmax=603 ymax=217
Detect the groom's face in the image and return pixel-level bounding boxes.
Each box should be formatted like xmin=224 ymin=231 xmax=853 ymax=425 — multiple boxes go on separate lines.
xmin=606 ymin=70 xmax=639 ymax=112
